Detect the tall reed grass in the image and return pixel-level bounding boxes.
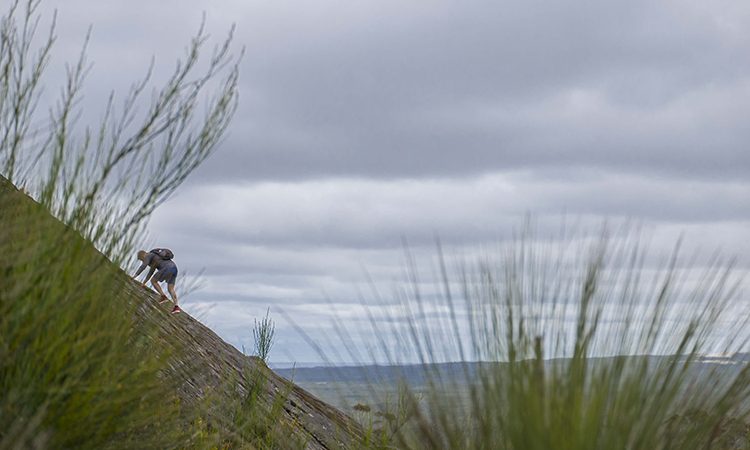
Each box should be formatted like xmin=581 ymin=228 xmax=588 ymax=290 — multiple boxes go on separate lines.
xmin=322 ymin=228 xmax=750 ymax=450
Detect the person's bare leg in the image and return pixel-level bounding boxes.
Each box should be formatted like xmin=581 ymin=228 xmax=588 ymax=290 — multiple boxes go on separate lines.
xmin=168 ymin=283 xmax=178 ymax=306
xmin=151 ymin=277 xmax=167 ymax=298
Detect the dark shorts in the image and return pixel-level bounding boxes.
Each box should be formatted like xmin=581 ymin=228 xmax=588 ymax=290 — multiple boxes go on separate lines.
xmin=155 ymin=266 xmax=178 ymax=285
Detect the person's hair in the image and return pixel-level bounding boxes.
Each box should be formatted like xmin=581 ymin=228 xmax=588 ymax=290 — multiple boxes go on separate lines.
xmin=137 ymin=250 xmax=147 ymax=260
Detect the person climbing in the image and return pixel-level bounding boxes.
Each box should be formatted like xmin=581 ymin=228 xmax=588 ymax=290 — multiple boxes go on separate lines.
xmin=131 ymin=248 xmax=181 ymax=314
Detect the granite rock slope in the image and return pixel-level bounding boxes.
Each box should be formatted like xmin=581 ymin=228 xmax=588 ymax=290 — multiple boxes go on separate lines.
xmin=128 ymin=280 xmax=365 ymax=450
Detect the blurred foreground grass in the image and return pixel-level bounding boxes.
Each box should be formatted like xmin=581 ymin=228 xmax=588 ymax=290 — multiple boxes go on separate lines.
xmin=0 ymin=175 xmax=187 ymax=448
xmin=316 ymin=233 xmax=750 ymax=450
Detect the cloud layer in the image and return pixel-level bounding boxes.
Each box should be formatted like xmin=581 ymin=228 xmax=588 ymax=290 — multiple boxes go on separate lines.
xmin=33 ymin=0 xmax=750 ymax=363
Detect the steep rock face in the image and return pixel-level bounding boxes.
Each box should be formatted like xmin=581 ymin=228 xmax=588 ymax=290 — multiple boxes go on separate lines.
xmin=127 ymin=279 xmax=365 ymax=450
xmin=1 ymin=175 xmax=364 ymax=449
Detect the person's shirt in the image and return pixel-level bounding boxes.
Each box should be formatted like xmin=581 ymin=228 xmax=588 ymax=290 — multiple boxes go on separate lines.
xmin=135 ymin=252 xmax=176 ymax=276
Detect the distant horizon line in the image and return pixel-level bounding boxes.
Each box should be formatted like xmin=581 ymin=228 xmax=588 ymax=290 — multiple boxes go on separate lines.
xmin=269 ymin=352 xmax=747 ymax=370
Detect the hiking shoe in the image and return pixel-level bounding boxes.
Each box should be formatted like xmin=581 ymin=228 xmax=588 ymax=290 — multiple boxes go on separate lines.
xmin=170 ymin=306 xmax=181 ymax=314
xmin=158 ymin=295 xmax=169 ymax=303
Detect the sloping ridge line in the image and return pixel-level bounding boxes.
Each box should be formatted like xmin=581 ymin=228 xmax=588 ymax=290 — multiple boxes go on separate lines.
xmin=1 ymin=175 xmax=364 ymax=450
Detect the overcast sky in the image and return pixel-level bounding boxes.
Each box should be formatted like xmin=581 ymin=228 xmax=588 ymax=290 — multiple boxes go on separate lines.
xmin=33 ymin=0 xmax=750 ymax=365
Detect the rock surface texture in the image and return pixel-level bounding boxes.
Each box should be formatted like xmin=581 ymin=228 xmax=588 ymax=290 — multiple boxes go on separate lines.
xmin=124 ymin=276 xmax=364 ymax=450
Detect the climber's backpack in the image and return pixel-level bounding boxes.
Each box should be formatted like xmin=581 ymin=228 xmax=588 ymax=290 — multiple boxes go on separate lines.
xmin=150 ymin=248 xmax=174 ymax=262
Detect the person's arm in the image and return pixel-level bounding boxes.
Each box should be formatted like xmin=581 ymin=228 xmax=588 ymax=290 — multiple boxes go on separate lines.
xmin=132 ymin=261 xmax=149 ymax=279
xmin=132 ymin=253 xmax=153 ymax=282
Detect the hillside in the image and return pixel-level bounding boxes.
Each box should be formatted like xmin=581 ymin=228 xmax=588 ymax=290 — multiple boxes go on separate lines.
xmin=0 ymin=175 xmax=364 ymax=449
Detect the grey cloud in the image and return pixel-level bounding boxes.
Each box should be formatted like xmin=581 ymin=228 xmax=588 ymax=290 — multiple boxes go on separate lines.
xmin=153 ymin=173 xmax=750 ymax=252
xmin=191 ymin=0 xmax=750 ymax=182
xmin=35 ymin=0 xmax=750 ymax=184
